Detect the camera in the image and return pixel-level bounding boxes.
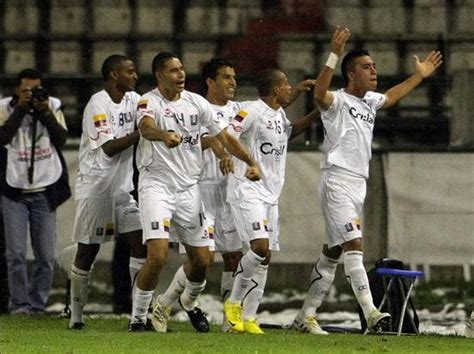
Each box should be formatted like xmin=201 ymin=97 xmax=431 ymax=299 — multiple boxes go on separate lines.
xmin=31 ymin=86 xmax=49 ymax=102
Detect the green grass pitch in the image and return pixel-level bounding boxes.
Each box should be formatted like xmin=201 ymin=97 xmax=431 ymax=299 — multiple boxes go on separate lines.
xmin=0 ymin=315 xmax=472 ymax=353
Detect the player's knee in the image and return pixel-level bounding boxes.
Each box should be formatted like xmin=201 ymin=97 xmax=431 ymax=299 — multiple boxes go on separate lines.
xmin=250 ymin=237 xmax=270 ymax=258
xmin=190 ymin=255 xmax=211 ymax=272
xmin=223 ymin=251 xmax=243 ymax=271
xmin=74 ymin=243 xmax=100 ymax=271
xmin=342 ymin=238 xmax=363 ymax=252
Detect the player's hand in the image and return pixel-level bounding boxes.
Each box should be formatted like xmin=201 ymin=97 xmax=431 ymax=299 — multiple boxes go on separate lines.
xmin=245 ymin=165 xmax=260 ymax=181
xmin=414 ymin=51 xmax=443 ymax=79
xmin=219 ymin=156 xmax=234 ymax=175
xmin=330 ymin=26 xmax=351 ymax=56
xmin=296 ymin=79 xmax=316 ymax=92
xmin=163 ymin=131 xmax=182 ymax=148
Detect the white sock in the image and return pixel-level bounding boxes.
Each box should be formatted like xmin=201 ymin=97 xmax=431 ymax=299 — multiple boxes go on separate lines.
xmin=220 ymin=271 xmax=234 ymax=302
xmin=180 ymin=279 xmax=206 ymax=311
xmin=229 ymin=250 xmax=265 ymax=304
xmin=131 ymin=287 xmax=154 ymax=323
xmin=299 ymin=253 xmax=338 ymax=319
xmin=243 ymin=264 xmax=268 ymax=321
xmin=344 ymin=251 xmax=376 ymax=319
xmin=161 ymin=265 xmax=187 ymax=307
xmin=129 ymin=257 xmax=146 ymax=300
xmin=69 ymin=265 xmax=90 ymax=326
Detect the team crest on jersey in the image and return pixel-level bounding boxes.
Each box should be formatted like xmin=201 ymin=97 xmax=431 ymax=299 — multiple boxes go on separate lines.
xmin=96 ymin=227 xmax=104 ymax=236
xmin=234 ymin=110 xmax=248 ymax=122
xmin=137 ymin=100 xmax=148 ymax=110
xmin=252 ymin=222 xmax=261 ymax=231
xmin=93 ymin=113 xmax=107 ymax=127
xmin=151 ymin=221 xmax=159 ymax=230
xmin=266 ymin=120 xmax=273 ymax=129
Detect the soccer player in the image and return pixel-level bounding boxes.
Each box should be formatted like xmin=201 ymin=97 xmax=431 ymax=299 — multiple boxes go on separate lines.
xmin=223 ymin=69 xmax=320 ymax=334
xmin=293 ymin=26 xmax=443 ymax=334
xmin=161 ymin=58 xmax=317 ymax=333
xmin=130 ymin=52 xmax=260 ymax=333
xmin=69 ymin=55 xmax=146 ymax=330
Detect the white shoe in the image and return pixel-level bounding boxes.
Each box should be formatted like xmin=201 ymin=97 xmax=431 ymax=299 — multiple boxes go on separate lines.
xmin=367 ymin=309 xmax=391 ymax=333
xmin=466 ymin=313 xmax=474 ymax=338
xmin=150 ymin=295 xmax=171 ymax=333
xmin=292 ymin=315 xmax=328 ymax=335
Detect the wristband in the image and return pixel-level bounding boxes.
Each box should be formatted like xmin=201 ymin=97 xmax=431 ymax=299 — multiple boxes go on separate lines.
xmin=325 ymin=52 xmax=339 ymax=70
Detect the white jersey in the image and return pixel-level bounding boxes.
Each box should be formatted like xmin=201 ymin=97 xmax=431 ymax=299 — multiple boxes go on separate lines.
xmin=75 ymin=90 xmax=140 ymax=199
xmin=319 ymin=89 xmax=386 ymax=178
xmin=136 ymin=88 xmax=227 ymax=191
xmin=200 ymin=100 xmax=251 ymax=184
xmin=227 ymin=99 xmax=292 ymax=205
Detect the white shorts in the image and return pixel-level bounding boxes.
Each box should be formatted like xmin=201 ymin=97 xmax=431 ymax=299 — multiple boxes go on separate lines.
xmin=72 ymin=193 xmax=141 ymax=245
xmin=200 ymin=183 xmax=242 ymax=253
xmin=139 ymin=183 xmax=210 ymax=248
xmin=319 ymin=170 xmax=366 ymax=248
xmin=230 ymin=199 xmax=280 ymax=251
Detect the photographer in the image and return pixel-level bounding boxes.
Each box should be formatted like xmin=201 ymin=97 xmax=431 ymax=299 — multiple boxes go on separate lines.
xmin=0 ymin=68 xmax=69 ymax=315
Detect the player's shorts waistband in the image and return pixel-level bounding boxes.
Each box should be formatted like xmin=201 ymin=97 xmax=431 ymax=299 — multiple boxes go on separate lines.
xmin=322 ymin=166 xmax=366 ymax=182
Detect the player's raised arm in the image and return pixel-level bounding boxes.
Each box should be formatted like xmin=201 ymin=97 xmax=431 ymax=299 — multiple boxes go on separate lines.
xmin=315 ymin=26 xmax=351 ymax=110
xmin=138 ymin=115 xmax=182 ymax=148
xmin=283 ymin=79 xmax=316 ymax=108
xmin=383 ymin=50 xmax=443 ymax=109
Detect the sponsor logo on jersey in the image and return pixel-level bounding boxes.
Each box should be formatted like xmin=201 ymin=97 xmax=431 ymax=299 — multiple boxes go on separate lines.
xmin=260 ymin=142 xmax=286 ymax=156
xmin=137 ymin=100 xmax=148 ymax=110
xmin=349 ymin=107 xmax=374 ymax=124
xmin=93 ymin=113 xmax=107 ymax=127
xmin=182 ymin=133 xmax=199 ymax=145
xmin=252 ymin=222 xmax=261 ymax=230
xmin=234 ymin=110 xmax=248 ymax=122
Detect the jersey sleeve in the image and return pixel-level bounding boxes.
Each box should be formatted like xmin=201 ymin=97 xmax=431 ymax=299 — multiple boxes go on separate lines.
xmin=84 ymin=96 xmax=114 ymax=150
xmin=136 ymin=94 xmax=155 ymax=126
xmin=319 ymin=90 xmax=342 ymax=120
xmin=227 ymin=108 xmax=254 ymax=139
